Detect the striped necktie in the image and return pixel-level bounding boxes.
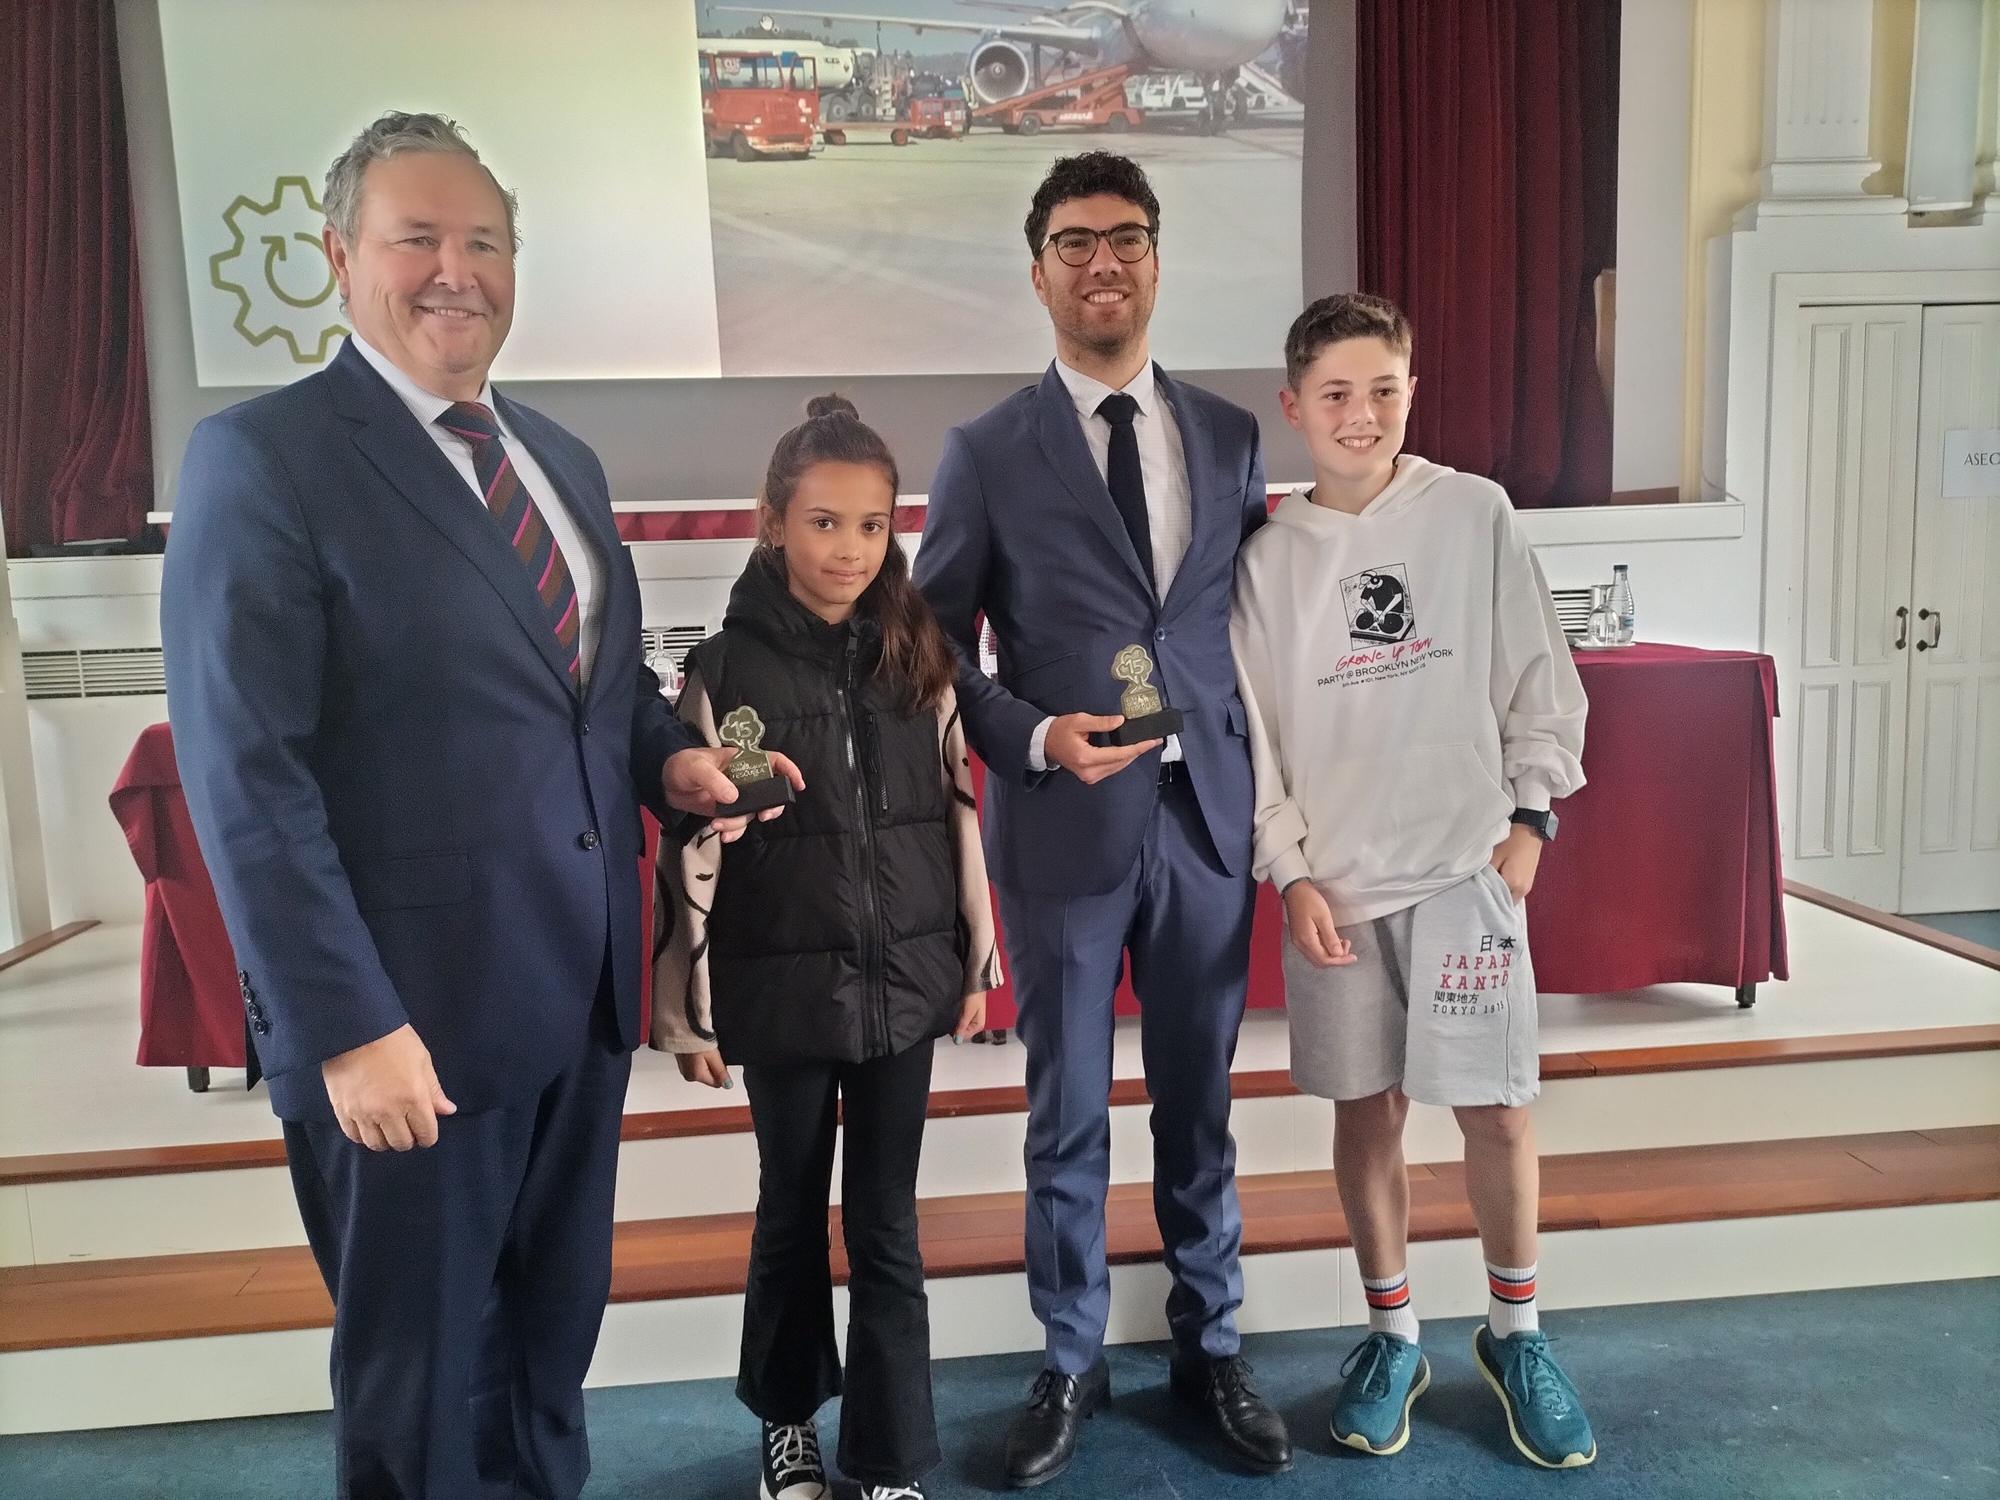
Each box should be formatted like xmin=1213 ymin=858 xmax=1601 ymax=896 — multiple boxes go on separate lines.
xmin=436 ymin=401 xmax=582 ymax=688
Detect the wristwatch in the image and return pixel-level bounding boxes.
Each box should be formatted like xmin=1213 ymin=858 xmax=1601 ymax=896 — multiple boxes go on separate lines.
xmin=1509 ymin=808 xmax=1559 ymax=842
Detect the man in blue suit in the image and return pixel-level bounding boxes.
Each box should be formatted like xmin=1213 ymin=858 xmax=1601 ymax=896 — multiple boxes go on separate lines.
xmin=161 ymin=113 xmax=795 ymax=1499
xmin=914 ymin=153 xmax=1289 ymax=1484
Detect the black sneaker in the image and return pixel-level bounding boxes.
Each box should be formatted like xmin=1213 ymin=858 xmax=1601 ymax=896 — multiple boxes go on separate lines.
xmin=856 ymin=1485 xmax=925 ymax=1499
xmin=759 ymin=1420 xmax=828 ymax=1500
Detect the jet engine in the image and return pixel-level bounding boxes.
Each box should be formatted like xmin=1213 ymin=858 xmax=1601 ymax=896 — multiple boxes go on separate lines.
xmin=969 ymin=39 xmax=1033 ymax=103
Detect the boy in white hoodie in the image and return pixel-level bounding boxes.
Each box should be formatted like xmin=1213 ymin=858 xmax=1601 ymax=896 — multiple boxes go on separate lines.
xmin=1231 ymin=294 xmax=1593 ymax=1469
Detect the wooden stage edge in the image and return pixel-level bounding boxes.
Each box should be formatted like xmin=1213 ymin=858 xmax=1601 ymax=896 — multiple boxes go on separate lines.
xmin=6 ymin=1023 xmax=1998 ymax=1188
xmin=4 ymin=1126 xmax=1994 ymax=1353
xmin=0 ymin=919 xmax=97 ymax=976
xmin=1784 ymin=879 xmax=2000 ymax=971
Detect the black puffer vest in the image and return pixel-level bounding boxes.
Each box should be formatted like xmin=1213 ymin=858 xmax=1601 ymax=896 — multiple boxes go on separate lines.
xmin=683 ymin=552 xmax=964 ymax=1065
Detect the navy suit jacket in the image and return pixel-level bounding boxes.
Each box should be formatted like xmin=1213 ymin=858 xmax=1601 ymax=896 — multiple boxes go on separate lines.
xmin=915 ymin=364 xmax=1267 ymax=897
xmin=161 ymin=340 xmax=695 ymax=1121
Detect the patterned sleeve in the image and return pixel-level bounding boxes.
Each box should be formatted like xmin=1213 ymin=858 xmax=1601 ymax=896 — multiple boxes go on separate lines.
xmin=649 ymin=668 xmax=726 ymax=1053
xmin=940 ymin=685 xmax=1004 ymax=995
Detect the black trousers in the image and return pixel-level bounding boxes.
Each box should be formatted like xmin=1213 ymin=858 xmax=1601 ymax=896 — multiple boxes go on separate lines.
xmin=737 ymin=1039 xmax=940 ymax=1486
xmin=284 ymin=1001 xmax=629 ymax=1500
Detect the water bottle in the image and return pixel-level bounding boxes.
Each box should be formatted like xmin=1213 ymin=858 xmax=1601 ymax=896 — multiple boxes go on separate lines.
xmin=1611 ymin=564 xmax=1636 ymax=644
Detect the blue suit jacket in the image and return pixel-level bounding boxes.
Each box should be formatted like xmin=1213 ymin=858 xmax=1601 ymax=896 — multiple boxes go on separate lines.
xmin=160 ymin=341 xmax=695 ymax=1121
xmin=915 ymin=364 xmax=1267 ymax=897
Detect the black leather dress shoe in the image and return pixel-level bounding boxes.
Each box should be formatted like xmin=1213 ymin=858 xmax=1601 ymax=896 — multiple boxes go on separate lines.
xmin=1003 ymin=1358 xmax=1111 ymax=1488
xmin=1169 ymin=1352 xmax=1293 ymax=1474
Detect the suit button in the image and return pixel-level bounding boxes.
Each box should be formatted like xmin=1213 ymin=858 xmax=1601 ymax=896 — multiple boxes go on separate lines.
xmin=253 ymin=1019 xmax=271 ymax=1036
xmin=579 ymin=830 xmax=600 ymax=850
xmin=579 ymin=719 xmax=592 ymax=735
xmin=1154 ymin=627 xmax=1167 ymax=641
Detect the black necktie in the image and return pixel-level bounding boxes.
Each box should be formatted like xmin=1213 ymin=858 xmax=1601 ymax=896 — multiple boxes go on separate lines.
xmin=1096 ymin=392 xmax=1154 ymax=591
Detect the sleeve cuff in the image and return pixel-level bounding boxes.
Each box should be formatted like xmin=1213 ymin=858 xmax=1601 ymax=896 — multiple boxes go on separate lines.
xmin=1027 ymin=715 xmax=1054 ymax=774
xmin=1510 ymin=780 xmax=1554 ymax=813
xmin=1265 ymin=846 xmax=1313 ymax=892
xmin=648 ymin=1035 xmax=715 ymax=1055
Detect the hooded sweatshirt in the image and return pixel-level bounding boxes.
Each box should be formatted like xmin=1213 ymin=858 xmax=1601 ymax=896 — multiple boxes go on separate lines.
xmin=1230 ymin=456 xmax=1586 ymax=925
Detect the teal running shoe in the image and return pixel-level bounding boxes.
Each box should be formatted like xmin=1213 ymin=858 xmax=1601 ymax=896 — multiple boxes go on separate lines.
xmin=1473 ymin=1325 xmax=1597 ymax=1469
xmin=1329 ymin=1332 xmax=1430 ymax=1456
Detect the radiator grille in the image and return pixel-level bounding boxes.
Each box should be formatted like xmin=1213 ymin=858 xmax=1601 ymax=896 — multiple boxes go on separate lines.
xmin=21 ymin=630 xmax=716 ymax=702
xmin=22 ymin=649 xmax=167 ymax=700
xmin=643 ymin=625 xmax=709 ymax=668
xmin=1551 ymin=587 xmax=1596 ymax=639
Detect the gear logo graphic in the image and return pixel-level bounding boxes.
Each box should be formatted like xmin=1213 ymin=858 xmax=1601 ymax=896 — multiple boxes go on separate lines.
xmin=209 ymin=176 xmax=348 ymax=365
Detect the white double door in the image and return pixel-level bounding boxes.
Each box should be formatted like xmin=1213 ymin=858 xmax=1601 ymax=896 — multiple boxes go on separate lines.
xmin=1789 ymin=302 xmax=2000 ymax=914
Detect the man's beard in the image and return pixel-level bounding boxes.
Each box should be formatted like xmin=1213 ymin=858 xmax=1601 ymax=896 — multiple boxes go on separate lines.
xmin=1063 ymin=289 xmax=1149 ymax=358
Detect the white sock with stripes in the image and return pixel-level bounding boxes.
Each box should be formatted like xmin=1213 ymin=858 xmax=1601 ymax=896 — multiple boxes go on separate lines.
xmin=1362 ymin=1270 xmax=1420 ymax=1345
xmin=1486 ymin=1261 xmax=1539 ymax=1338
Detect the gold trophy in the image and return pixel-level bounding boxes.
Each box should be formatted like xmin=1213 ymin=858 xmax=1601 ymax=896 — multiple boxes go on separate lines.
xmin=1105 ymin=643 xmax=1184 ymax=746
xmin=717 ymin=705 xmax=795 ymax=812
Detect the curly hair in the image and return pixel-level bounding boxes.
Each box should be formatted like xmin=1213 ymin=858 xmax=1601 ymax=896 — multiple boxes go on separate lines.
xmin=1023 ymin=152 xmax=1161 ymax=256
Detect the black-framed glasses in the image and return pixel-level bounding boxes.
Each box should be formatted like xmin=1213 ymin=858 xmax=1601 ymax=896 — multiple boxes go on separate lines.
xmin=1042 ymin=223 xmax=1156 ymax=267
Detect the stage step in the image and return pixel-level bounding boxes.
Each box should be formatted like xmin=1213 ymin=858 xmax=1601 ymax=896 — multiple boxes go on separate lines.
xmin=2 ymin=1126 xmax=1995 ymax=1433
xmin=4 ymin=1026 xmax=1996 ymax=1266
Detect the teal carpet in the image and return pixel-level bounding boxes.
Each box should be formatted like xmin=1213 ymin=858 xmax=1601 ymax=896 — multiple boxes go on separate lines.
xmin=1907 ymin=910 xmax=2000 ymax=951
xmin=3 ymin=1279 xmax=1996 ymax=1498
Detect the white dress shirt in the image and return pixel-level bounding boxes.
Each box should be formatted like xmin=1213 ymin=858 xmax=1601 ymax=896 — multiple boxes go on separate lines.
xmin=1028 ymin=357 xmax=1191 ymax=770
xmin=347 ymin=333 xmax=605 ymax=681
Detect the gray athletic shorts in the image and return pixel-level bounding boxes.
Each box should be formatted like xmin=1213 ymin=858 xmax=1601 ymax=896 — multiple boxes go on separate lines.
xmin=1284 ymin=864 xmax=1540 ymax=1107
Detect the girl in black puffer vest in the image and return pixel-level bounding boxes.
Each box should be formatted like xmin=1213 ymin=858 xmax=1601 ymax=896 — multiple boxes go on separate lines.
xmin=652 ymin=396 xmax=1000 ymax=1500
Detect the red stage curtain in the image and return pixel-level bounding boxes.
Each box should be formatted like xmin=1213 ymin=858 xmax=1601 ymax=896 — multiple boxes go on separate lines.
xmin=1 ymin=0 xmax=153 ymax=553
xmin=1357 ymin=0 xmax=1618 ymax=508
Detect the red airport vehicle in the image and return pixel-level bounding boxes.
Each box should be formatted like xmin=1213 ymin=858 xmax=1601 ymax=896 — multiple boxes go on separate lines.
xmin=823 ymin=68 xmax=968 ymax=146
xmin=901 ymin=72 xmax=970 ymax=138
xmin=700 ymin=49 xmax=819 ymax=161
xmin=972 ymin=61 xmax=1142 ymax=136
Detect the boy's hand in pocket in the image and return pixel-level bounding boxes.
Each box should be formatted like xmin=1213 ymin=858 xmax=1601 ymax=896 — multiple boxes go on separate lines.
xmin=1490 ymin=825 xmax=1543 ymax=903
xmin=676 ymin=1049 xmax=733 ymax=1089
xmin=1282 ymin=880 xmax=1356 ymax=969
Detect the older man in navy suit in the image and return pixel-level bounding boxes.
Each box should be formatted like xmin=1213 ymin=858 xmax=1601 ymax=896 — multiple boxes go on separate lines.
xmin=914 ymin=153 xmax=1288 ymax=1485
xmin=161 ymin=113 xmax=796 ymax=1499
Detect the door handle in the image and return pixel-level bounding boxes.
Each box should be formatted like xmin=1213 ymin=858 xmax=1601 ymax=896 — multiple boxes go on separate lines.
xmin=1893 ymin=606 xmax=1909 ymax=650
xmin=1916 ymin=608 xmax=1943 ymax=652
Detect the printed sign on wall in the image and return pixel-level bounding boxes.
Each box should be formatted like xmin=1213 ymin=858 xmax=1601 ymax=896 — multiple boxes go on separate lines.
xmin=1942 ymin=429 xmax=2000 ymax=499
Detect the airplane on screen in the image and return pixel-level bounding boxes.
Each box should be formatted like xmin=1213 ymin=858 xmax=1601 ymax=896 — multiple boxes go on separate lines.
xmin=716 ymin=1 xmax=1295 ymax=124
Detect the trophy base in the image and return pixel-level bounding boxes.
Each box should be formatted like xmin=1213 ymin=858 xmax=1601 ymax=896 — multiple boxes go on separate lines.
xmin=724 ymin=776 xmax=795 ymax=814
xmin=1106 ymin=707 xmax=1184 ymax=747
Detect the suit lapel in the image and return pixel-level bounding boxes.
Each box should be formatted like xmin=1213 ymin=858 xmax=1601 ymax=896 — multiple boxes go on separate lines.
xmin=1032 ymin=364 xmax=1155 ymax=598
xmin=326 ymin=343 xmax=577 ymax=694
xmin=1155 ymin=366 xmax=1222 ymax=617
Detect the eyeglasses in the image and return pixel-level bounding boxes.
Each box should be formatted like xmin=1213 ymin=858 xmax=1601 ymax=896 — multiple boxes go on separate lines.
xmin=1042 ymin=223 xmax=1157 ymax=267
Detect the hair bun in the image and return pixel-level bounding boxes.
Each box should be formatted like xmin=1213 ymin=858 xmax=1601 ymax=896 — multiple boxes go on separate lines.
xmin=805 ymin=393 xmax=859 ymax=422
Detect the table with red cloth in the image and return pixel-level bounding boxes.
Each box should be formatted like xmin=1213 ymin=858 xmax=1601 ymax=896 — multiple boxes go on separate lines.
xmin=1531 ymin=643 xmax=1788 ymax=999
xmin=973 ymin=641 xmax=1788 ymax=1029
xmin=110 ymin=723 xmax=257 ymax=1090
xmin=113 ymin=723 xmax=664 ymax=1088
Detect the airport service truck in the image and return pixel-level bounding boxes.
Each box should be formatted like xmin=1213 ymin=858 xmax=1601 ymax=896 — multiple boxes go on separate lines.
xmin=700 ymin=49 xmax=819 ymax=161
xmin=975 ymin=62 xmax=1144 ymax=136
xmin=823 ymin=68 xmax=968 ymax=146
